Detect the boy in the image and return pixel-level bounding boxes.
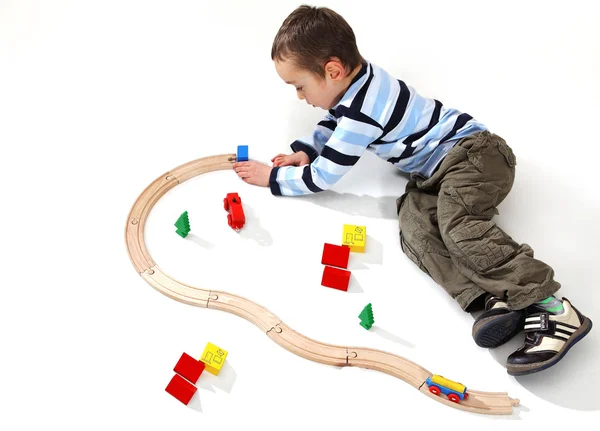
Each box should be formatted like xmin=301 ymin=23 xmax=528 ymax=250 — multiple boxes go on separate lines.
xmin=233 ymin=5 xmax=592 ymax=375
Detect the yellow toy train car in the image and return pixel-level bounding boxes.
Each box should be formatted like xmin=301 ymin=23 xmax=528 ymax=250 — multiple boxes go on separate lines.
xmin=425 ymin=374 xmax=469 ymax=403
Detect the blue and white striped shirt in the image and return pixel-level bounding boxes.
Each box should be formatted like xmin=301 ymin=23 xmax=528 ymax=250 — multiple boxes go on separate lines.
xmin=269 ymin=61 xmax=487 ymax=196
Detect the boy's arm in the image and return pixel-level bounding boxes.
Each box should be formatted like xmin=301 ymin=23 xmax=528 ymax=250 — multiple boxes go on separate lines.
xmin=270 ymin=111 xmax=383 ymax=196
xmin=289 ymin=113 xmax=338 ymax=163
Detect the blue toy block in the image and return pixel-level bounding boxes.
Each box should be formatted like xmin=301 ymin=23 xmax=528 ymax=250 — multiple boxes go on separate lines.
xmin=237 ymin=145 xmax=248 ymax=162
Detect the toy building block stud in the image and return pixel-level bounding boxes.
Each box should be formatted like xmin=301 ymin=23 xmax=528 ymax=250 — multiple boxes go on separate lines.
xmin=358 ymin=303 xmax=374 ymax=330
xmin=174 ymin=211 xmax=191 ymax=238
xmin=223 ymin=192 xmax=245 ymax=231
xmin=237 ymin=145 xmax=248 ymax=162
xmin=342 ymin=224 xmax=366 ymax=253
xmin=174 ymin=352 xmax=206 ymax=384
xmin=321 ymin=265 xmax=351 ymax=291
xmin=165 ymin=373 xmax=197 ymax=405
xmin=199 ymin=342 xmax=228 ymax=376
xmin=321 ymin=243 xmax=350 ymax=269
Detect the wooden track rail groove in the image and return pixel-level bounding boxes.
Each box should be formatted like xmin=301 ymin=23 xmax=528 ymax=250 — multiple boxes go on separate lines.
xmin=125 ymin=153 xmax=520 ymax=415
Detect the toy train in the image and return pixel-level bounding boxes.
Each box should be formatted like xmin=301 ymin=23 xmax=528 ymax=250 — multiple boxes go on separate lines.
xmin=425 ymin=374 xmax=469 ymax=403
xmin=223 ymin=192 xmax=245 ymax=231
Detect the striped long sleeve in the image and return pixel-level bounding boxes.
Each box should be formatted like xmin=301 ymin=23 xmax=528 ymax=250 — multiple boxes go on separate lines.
xmin=270 ymin=112 xmax=383 ymax=196
xmin=289 ymin=113 xmax=338 ymax=162
xmin=270 ymin=61 xmax=487 ymax=196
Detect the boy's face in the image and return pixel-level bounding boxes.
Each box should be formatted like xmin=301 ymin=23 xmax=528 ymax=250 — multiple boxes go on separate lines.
xmin=274 ymin=58 xmax=342 ymax=110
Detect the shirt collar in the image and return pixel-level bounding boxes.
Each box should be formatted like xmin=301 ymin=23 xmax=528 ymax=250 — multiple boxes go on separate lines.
xmin=329 ymin=60 xmax=370 ymax=114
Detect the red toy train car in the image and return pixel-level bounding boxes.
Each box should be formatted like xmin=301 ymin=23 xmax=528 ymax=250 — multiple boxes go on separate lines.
xmin=223 ymin=192 xmax=245 ymax=231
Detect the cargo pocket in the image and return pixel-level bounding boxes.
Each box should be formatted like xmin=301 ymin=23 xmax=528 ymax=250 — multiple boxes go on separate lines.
xmin=449 ymin=184 xmax=500 ymax=217
xmin=400 ymin=230 xmax=430 ymax=276
xmin=448 ymin=220 xmax=516 ymax=273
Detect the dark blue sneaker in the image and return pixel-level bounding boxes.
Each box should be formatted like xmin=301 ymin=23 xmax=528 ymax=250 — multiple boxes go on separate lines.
xmin=472 ymin=295 xmax=525 ymax=348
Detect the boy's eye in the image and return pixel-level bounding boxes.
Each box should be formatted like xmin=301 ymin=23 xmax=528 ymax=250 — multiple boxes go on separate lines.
xmin=296 ymin=87 xmax=303 ymax=92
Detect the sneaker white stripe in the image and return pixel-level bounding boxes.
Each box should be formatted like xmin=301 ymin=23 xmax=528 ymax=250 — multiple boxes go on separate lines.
xmin=525 ymin=317 xmax=541 ymax=323
xmin=556 ymin=323 xmax=577 ymax=332
xmin=554 ymin=332 xmax=570 ymax=340
xmin=524 ymin=324 xmax=541 ymax=330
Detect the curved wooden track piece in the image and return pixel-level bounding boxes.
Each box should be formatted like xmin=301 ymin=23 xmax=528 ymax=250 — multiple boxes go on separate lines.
xmin=125 ymin=154 xmax=520 ymax=415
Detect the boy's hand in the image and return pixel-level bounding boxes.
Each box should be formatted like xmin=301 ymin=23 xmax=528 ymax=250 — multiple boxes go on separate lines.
xmin=233 ymin=161 xmax=271 ymax=187
xmin=271 ymin=151 xmax=310 ymax=167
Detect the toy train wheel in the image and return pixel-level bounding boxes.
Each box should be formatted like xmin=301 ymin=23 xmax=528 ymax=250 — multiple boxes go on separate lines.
xmin=447 ymin=393 xmax=460 ymax=403
xmin=223 ymin=198 xmax=229 ymax=211
xmin=464 ymin=392 xmax=469 ymax=399
xmin=428 ymin=385 xmax=441 ymax=395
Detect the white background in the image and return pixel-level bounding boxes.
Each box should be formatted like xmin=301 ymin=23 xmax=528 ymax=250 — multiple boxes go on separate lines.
xmin=1 ymin=0 xmax=599 ymax=429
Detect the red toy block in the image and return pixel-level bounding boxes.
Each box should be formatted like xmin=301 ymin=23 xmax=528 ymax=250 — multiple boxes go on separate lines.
xmin=174 ymin=352 xmax=205 ymax=384
xmin=223 ymin=192 xmax=245 ymax=231
xmin=165 ymin=373 xmax=197 ymax=405
xmin=321 ymin=265 xmax=351 ymax=291
xmin=321 ymin=243 xmax=350 ymax=268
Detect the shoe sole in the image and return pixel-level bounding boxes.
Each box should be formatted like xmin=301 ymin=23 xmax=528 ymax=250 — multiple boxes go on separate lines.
xmin=473 ymin=311 xmax=525 ymax=348
xmin=506 ymin=316 xmax=593 ymax=376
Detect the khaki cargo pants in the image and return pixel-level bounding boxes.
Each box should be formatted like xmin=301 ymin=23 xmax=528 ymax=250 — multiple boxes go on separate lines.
xmin=397 ymin=131 xmax=560 ymax=311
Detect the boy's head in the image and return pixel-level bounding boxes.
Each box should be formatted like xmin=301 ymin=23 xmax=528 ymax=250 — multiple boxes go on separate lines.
xmin=271 ymin=5 xmax=364 ymax=110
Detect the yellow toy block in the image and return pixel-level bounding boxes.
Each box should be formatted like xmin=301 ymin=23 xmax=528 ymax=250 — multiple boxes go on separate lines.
xmin=199 ymin=342 xmax=228 ymax=376
xmin=342 ymin=224 xmax=366 ymax=253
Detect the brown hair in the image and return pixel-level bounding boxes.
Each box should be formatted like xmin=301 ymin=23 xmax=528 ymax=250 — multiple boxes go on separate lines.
xmin=271 ymin=5 xmax=364 ymax=78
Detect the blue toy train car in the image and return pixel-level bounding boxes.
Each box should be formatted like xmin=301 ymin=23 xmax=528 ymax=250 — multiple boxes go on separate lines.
xmin=425 ymin=374 xmax=469 ymax=403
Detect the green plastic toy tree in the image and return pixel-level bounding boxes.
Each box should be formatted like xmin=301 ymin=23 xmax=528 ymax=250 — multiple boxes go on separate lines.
xmin=358 ymin=303 xmax=374 ymax=330
xmin=174 ymin=211 xmax=191 ymax=238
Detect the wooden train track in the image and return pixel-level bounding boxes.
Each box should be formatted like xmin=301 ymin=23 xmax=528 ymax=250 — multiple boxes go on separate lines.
xmin=125 ymin=153 xmax=520 ymax=415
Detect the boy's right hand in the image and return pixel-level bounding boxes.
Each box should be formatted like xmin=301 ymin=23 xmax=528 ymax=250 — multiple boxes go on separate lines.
xmin=271 ymin=151 xmax=310 ymax=167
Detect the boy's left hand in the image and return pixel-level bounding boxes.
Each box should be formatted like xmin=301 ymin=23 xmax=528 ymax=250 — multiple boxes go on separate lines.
xmin=233 ymin=161 xmax=271 ymax=187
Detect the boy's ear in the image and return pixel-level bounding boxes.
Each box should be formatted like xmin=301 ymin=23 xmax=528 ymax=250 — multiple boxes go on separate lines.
xmin=324 ymin=58 xmax=346 ymax=81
